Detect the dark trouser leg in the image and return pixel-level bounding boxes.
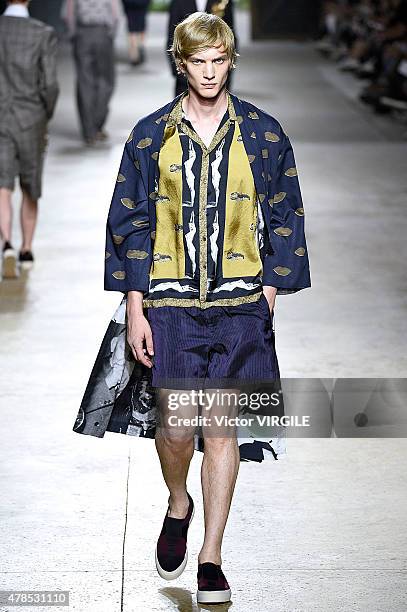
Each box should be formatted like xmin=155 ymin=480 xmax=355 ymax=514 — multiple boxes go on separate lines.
xmin=73 ymin=28 xmax=97 ymax=142
xmin=93 ymin=28 xmax=115 ymax=132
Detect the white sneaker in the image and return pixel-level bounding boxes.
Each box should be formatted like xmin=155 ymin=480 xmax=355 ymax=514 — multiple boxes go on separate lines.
xmin=2 ymin=241 xmax=18 ymax=279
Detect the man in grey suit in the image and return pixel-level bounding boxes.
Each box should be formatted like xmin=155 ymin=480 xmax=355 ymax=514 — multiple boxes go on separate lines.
xmin=0 ymin=0 xmax=59 ymax=279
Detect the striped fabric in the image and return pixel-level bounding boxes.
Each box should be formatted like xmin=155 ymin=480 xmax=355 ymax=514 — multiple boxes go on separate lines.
xmin=147 ymin=292 xmax=280 ymax=389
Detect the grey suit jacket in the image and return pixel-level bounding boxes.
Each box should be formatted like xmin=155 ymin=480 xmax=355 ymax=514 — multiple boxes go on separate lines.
xmin=0 ymin=15 xmax=59 ymax=130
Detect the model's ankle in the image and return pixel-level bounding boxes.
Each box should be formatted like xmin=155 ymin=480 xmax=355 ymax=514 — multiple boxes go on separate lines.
xmin=198 ymin=552 xmax=222 ymax=566
xmin=167 ymin=491 xmax=189 ymax=518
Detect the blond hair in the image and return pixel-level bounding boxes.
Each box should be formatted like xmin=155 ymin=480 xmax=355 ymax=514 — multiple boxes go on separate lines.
xmin=169 ymin=11 xmax=239 ymax=75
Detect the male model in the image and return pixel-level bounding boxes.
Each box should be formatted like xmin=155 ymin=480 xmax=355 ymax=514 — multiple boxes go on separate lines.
xmin=167 ymin=0 xmax=237 ymax=96
xmin=0 ymin=0 xmax=59 ymax=277
xmin=77 ymin=11 xmax=311 ymax=605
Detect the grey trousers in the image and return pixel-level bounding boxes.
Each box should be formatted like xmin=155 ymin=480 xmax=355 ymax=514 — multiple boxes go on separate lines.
xmin=72 ymin=25 xmax=115 ymax=141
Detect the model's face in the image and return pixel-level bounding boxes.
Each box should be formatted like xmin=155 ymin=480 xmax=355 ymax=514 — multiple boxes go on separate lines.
xmin=181 ymin=44 xmax=231 ymax=97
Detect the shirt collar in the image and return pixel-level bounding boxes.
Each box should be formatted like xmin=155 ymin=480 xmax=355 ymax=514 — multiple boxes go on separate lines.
xmin=4 ymin=4 xmax=30 ymax=17
xmin=169 ymin=89 xmax=237 ymax=126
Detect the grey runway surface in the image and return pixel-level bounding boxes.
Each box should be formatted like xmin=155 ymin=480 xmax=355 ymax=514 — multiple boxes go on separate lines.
xmin=1 ymin=10 xmax=406 ymax=612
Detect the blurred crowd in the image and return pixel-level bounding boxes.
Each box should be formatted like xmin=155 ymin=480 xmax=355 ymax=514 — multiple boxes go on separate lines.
xmin=316 ymin=0 xmax=407 ymax=113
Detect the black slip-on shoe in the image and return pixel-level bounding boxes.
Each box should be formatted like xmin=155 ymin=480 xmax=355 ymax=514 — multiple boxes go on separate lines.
xmin=155 ymin=491 xmax=194 ymax=580
xmin=196 ymin=562 xmax=232 ymax=604
xmin=18 ymin=250 xmax=34 ymax=271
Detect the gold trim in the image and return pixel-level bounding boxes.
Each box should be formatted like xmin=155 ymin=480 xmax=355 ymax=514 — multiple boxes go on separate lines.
xmin=199 ymin=152 xmax=209 ymax=302
xmin=168 ymin=91 xmax=188 ymax=125
xmin=142 ymin=291 xmax=263 ymax=309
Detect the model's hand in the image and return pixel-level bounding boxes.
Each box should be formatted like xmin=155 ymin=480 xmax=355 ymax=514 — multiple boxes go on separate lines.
xmin=126 ymin=292 xmax=154 ymax=368
xmin=262 ymin=285 xmax=277 ymax=313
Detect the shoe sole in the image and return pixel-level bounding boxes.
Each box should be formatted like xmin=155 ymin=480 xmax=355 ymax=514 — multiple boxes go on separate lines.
xmin=2 ymin=250 xmax=18 ymax=278
xmin=19 ymin=261 xmax=34 ymax=271
xmin=196 ymin=587 xmax=232 ymax=604
xmin=155 ymin=502 xmax=195 ymax=580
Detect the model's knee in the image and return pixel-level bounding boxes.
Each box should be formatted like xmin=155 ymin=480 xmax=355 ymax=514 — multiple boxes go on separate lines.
xmin=156 ymin=428 xmax=195 ymax=451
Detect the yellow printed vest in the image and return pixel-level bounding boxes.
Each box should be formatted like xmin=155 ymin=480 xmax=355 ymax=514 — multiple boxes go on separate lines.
xmin=142 ymin=91 xmax=266 ymax=308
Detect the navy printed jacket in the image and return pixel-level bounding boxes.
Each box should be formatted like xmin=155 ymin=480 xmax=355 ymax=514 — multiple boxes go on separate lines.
xmin=104 ymin=90 xmax=311 ymax=305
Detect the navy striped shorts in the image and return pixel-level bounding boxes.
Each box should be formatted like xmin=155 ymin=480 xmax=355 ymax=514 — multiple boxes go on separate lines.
xmin=145 ymin=293 xmax=280 ymax=390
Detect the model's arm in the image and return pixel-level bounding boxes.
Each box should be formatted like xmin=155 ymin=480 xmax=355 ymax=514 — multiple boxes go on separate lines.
xmin=262 ymin=129 xmax=311 ymax=296
xmin=38 ymin=28 xmax=59 ymax=121
xmin=104 ymin=127 xmax=154 ymax=367
xmin=104 ymin=127 xmax=152 ymax=293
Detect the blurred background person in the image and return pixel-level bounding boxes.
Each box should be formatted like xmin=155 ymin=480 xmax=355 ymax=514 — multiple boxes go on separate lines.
xmin=61 ymin=0 xmax=119 ymax=146
xmin=0 ymin=0 xmax=59 ymax=279
xmin=122 ymin=0 xmax=151 ymax=66
xmin=167 ymin=0 xmax=237 ymax=96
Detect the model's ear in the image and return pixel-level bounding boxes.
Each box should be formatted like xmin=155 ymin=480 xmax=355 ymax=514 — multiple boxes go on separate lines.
xmin=177 ymin=60 xmax=186 ymax=75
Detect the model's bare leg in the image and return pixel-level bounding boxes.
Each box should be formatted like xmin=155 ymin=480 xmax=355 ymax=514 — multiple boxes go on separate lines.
xmin=128 ymin=31 xmax=146 ymax=63
xmin=0 ymin=187 xmax=13 ymax=243
xmin=128 ymin=32 xmax=140 ymax=62
xmin=20 ymin=188 xmax=38 ymax=252
xmin=155 ymin=388 xmax=198 ymax=518
xmin=198 ymin=388 xmax=241 ymax=565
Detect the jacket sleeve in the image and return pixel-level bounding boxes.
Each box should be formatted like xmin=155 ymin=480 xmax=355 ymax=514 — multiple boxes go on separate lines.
xmin=104 ymin=125 xmax=152 ymax=294
xmin=39 ymin=28 xmax=59 ymax=121
xmin=262 ymin=130 xmax=311 ymax=294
